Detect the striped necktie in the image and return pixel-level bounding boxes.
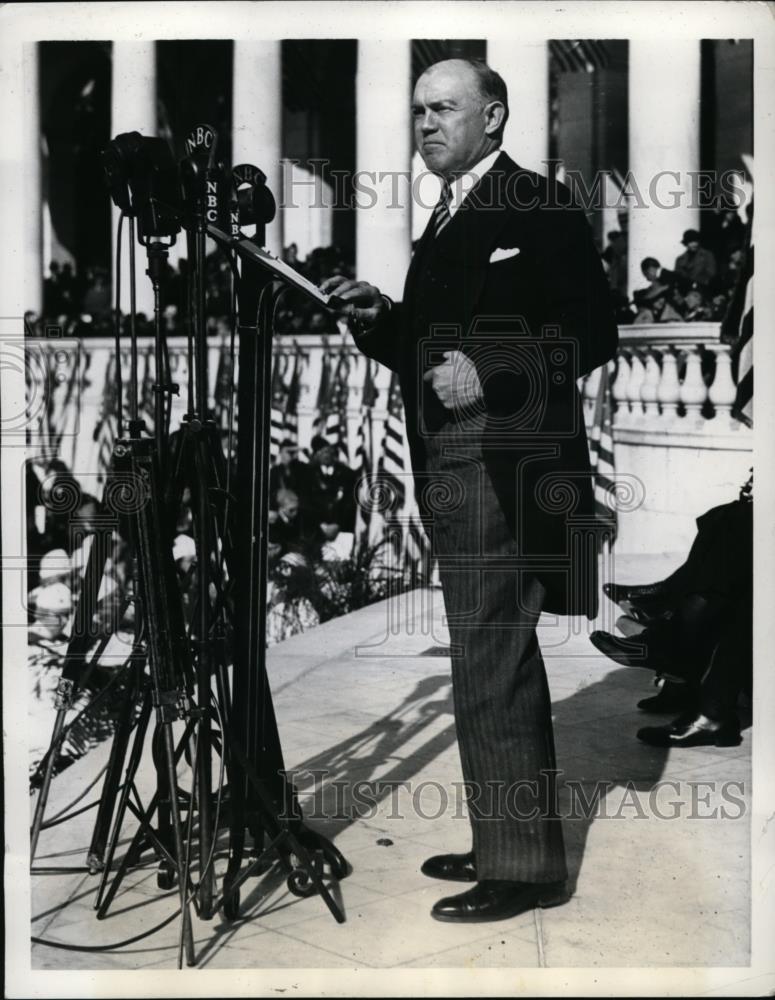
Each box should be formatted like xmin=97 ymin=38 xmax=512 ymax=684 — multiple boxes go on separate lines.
xmin=432 ymin=179 xmax=452 ymax=238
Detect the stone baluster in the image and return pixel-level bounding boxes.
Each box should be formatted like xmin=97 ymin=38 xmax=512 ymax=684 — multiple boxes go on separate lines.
xmin=679 ymin=346 xmax=707 ymax=424
xmin=657 ymin=347 xmax=681 ymax=424
xmin=707 ymin=345 xmax=738 ymax=428
xmin=640 ymin=348 xmax=661 ymax=422
xmin=612 ymin=352 xmax=631 ymax=426
xmin=625 ymin=351 xmax=646 ymax=425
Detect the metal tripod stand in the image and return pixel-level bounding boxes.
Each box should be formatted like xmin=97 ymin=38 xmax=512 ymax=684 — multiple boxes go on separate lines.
xmin=29 ymin=132 xmax=349 ymax=967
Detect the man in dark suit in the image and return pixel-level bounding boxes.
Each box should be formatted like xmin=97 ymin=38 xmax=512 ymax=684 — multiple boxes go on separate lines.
xmin=322 ymin=58 xmax=618 ymax=922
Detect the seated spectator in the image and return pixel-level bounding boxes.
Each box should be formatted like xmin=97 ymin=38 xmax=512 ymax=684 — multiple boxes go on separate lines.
xmin=709 ymin=293 xmax=729 ymax=321
xmin=43 ymin=261 xmax=63 ymax=316
xmin=267 ymin=551 xmax=321 ymax=645
xmin=283 ymin=243 xmax=301 ymax=269
xmin=674 ymin=229 xmax=717 ymax=294
xmin=267 ymin=488 xmax=314 ymax=561
xmin=632 ymin=257 xmax=676 ymax=309
xmin=591 ymin=474 xmax=752 ymax=747
xmin=720 ymin=247 xmax=747 ymax=295
xmin=705 ymin=204 xmax=746 ymax=264
xmin=82 ymin=267 xmax=111 ymax=318
xmin=602 ymin=231 xmax=627 ymax=297
xmin=307 ymin=435 xmax=357 ymax=535
xmin=682 ymin=285 xmax=712 ymax=322
xmin=610 ymin=289 xmax=636 ymax=326
xmin=633 ymin=283 xmax=683 ymax=324
xmin=270 ymin=438 xmax=312 ymax=513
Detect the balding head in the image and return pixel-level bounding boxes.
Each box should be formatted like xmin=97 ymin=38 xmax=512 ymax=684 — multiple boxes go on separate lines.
xmin=413 ymin=59 xmax=508 ymax=178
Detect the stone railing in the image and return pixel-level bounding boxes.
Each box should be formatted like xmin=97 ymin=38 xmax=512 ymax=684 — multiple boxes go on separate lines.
xmin=578 ymin=322 xmax=751 ymax=554
xmin=26 ymin=324 xmax=753 ymax=557
xmin=581 ymin=322 xmax=750 ymax=449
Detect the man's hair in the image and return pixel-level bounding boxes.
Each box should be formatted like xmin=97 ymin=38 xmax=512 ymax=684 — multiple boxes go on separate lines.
xmin=466 ymin=59 xmax=509 ymax=141
xmin=641 ymin=256 xmax=660 ymax=271
xmin=427 ymin=58 xmax=510 ymax=141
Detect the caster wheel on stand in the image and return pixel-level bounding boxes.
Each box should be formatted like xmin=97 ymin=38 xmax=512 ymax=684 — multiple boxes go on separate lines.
xmin=157 ymin=865 xmax=176 ymax=890
xmin=287 ymin=867 xmax=318 ymax=898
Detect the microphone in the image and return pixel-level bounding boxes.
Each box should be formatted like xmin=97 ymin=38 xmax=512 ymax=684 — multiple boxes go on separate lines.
xmin=102 ymin=131 xmax=181 ymax=241
xmin=180 ymin=124 xmax=228 ymax=231
xmin=231 ymin=163 xmax=276 ymax=245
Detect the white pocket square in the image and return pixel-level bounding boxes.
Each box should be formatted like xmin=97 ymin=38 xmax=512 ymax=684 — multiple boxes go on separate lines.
xmin=489 ymin=246 xmax=520 ymax=263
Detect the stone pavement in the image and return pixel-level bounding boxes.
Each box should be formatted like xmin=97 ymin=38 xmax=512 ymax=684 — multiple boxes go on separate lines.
xmin=30 ymin=554 xmax=751 ymax=971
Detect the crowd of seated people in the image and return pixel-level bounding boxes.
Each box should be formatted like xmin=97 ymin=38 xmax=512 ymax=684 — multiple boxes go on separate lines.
xmin=25 ymin=437 xmax=364 ymax=664
xmin=30 ymin=243 xmax=353 ymax=341
xmin=602 ymin=204 xmax=750 ymax=326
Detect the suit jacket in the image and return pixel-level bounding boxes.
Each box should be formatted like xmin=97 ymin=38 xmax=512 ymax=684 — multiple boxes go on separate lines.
xmin=355 ymin=152 xmax=618 ymax=616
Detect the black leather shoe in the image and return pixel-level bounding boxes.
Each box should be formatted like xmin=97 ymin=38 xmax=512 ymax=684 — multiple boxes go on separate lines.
xmin=637 ymin=713 xmax=741 ymax=748
xmin=637 ymin=679 xmax=694 ymax=714
xmin=431 ymin=879 xmax=569 ymax=923
xmin=603 ymin=582 xmax=673 ymax=622
xmin=421 ymin=851 xmax=477 ymax=882
xmin=603 ymin=581 xmax=668 ymax=603
xmin=590 ymin=630 xmax=656 ymax=670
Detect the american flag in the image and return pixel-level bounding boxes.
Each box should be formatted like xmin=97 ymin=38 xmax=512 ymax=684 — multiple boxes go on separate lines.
xmin=269 ymin=352 xmax=289 ymax=461
xmin=93 ymin=354 xmax=119 ymax=485
xmin=139 ymin=349 xmax=156 ymax=437
xmin=310 ymin=345 xmax=332 ymax=449
xmin=588 ymin=362 xmax=617 ymax=542
xmin=322 ymin=349 xmax=352 ymax=463
xmin=353 ymin=357 xmax=381 ymax=556
xmin=722 ymin=231 xmax=753 ymax=429
xmin=281 ymin=349 xmax=302 ymax=446
xmin=377 ymin=371 xmax=431 ymax=585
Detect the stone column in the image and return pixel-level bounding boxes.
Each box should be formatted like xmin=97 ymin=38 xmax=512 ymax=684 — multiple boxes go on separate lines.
xmin=0 ymin=41 xmax=42 ymax=315
xmin=627 ymin=40 xmax=701 ymax=295
xmin=355 ymin=41 xmax=412 ymax=301
xmin=111 ymin=41 xmax=156 ymax=316
xmin=486 ymin=39 xmax=549 ymax=175
xmin=232 ymin=41 xmax=283 ymax=256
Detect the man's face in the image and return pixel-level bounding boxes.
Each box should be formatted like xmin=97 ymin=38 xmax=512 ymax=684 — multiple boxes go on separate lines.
xmin=279 ymin=445 xmax=297 ymax=466
xmin=279 ymin=495 xmax=299 ymax=520
xmin=643 ymin=264 xmax=659 ymax=282
xmin=686 ymin=240 xmax=699 ymax=253
xmin=412 ymin=61 xmax=498 ymax=178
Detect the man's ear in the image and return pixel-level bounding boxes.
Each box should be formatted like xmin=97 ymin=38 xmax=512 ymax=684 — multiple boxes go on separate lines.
xmin=484 ymin=101 xmax=506 ymax=136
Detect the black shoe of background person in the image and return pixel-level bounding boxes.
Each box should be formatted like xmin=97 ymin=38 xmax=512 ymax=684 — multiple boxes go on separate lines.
xmin=591 ymin=630 xmax=659 ymax=670
xmin=590 ymin=630 xmax=690 ymax=683
xmin=421 ymin=851 xmax=477 ymax=883
xmin=603 ymin=582 xmax=674 ymax=623
xmin=431 ymin=879 xmax=570 ymax=923
xmin=637 ymin=679 xmax=695 ymax=714
xmin=616 ymin=614 xmax=646 ymax=637
xmin=636 ymin=712 xmax=741 ymax=748
xmin=623 ymin=602 xmax=674 ymax=627
xmin=603 ymin=581 xmax=670 ymax=604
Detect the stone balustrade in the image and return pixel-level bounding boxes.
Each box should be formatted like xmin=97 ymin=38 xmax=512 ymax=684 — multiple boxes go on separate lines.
xmin=580 ymin=322 xmax=749 ymax=447
xmin=26 ymin=323 xmax=753 ymax=557
xmin=578 ymin=321 xmax=751 ymax=555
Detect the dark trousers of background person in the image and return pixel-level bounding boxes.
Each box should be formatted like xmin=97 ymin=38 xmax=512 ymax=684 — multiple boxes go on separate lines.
xmin=644 ymin=498 xmax=752 ymax=715
xmin=422 ymin=414 xmax=567 ymax=884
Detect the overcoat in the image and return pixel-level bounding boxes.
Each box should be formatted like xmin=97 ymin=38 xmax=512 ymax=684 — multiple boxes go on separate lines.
xmin=355 ymin=152 xmax=619 ymax=617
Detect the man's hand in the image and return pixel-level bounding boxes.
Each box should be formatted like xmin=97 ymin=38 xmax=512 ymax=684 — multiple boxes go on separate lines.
xmin=319 ymin=275 xmax=387 ymax=330
xmin=423 ymin=351 xmax=484 ymax=410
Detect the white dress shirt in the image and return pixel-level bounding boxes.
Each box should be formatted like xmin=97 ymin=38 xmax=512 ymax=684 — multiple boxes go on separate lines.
xmin=447 ymin=149 xmax=504 ymax=218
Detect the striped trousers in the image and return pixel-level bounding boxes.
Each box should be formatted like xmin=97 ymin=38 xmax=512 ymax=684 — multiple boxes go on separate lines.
xmin=422 ymin=414 xmax=568 ymax=883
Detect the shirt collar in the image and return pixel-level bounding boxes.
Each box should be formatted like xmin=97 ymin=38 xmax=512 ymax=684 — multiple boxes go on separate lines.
xmin=447 ymin=149 xmax=503 ymax=217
